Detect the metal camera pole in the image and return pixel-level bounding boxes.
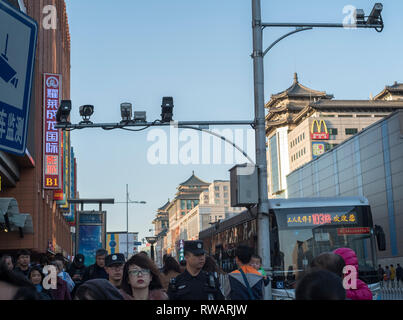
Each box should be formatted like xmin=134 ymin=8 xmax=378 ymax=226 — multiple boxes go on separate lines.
xmin=251 ymin=0 xmax=272 ymax=301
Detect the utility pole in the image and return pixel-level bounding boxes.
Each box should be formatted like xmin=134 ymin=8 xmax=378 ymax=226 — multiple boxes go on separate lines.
xmin=251 ymin=0 xmax=272 ymax=300
xmin=126 ymin=184 xmax=129 ymax=259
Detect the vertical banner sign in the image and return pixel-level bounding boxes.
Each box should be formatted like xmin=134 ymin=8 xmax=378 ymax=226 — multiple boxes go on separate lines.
xmin=65 ymin=147 xmax=75 ymax=223
xmin=59 ymin=131 xmax=70 ymax=208
xmin=43 ymin=74 xmax=62 ymax=189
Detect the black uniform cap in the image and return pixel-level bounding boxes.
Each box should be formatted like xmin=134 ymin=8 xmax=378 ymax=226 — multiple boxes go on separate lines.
xmin=184 ymin=240 xmax=205 ymax=256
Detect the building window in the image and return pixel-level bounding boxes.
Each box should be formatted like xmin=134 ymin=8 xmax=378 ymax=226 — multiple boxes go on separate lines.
xmin=223 ymin=186 xmax=228 ymax=191
xmin=339 ymin=115 xmax=353 ymax=118
xmin=302 ymin=132 xmax=305 ymax=140
xmin=345 ymin=128 xmax=358 ymax=135
xmin=180 ymin=200 xmax=185 ymax=210
xmin=193 ymin=200 xmax=199 ymax=207
xmin=215 ymin=193 xmax=220 ymax=198
xmin=187 ymin=200 xmax=192 ymax=210
xmin=224 ymin=192 xmax=228 ymax=198
xmin=224 ymin=200 xmax=229 ymax=205
xmin=214 ymin=186 xmax=220 ymax=191
xmin=329 ymin=128 xmax=338 ymax=135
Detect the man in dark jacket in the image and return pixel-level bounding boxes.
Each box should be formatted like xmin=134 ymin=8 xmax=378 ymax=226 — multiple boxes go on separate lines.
xmin=228 ymin=245 xmax=264 ymax=300
xmin=13 ymin=250 xmax=31 ymax=279
xmin=82 ymin=249 xmax=108 ymax=282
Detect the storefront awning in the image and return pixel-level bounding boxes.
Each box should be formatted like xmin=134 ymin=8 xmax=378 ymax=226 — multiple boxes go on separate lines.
xmin=0 ymin=198 xmax=33 ymax=236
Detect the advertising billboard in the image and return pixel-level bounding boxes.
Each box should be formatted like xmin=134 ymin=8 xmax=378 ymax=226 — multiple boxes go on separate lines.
xmin=78 ymin=225 xmax=103 ymax=267
xmin=43 ymin=73 xmax=62 ymax=189
xmin=106 ymin=232 xmax=139 ymax=258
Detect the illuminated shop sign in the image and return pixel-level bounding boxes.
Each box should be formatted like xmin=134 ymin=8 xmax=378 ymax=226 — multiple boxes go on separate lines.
xmin=43 ymin=73 xmax=62 ymax=189
xmin=287 ymin=212 xmax=357 ymax=227
xmin=311 ymin=120 xmax=329 ymax=140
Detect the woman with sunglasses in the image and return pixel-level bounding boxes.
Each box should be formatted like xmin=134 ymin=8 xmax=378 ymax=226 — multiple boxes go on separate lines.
xmin=120 ymin=253 xmax=168 ymax=300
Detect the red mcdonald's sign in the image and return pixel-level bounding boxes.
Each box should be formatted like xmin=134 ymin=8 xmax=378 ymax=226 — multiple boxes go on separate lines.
xmin=311 ymin=119 xmax=329 ymax=140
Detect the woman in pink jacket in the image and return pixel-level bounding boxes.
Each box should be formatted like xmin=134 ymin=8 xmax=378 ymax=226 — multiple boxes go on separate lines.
xmin=333 ymin=247 xmax=372 ymax=300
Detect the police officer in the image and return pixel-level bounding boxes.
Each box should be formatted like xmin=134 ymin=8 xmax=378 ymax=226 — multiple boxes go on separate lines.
xmin=167 ymin=240 xmax=224 ymax=300
xmin=105 ymin=253 xmax=125 ymax=289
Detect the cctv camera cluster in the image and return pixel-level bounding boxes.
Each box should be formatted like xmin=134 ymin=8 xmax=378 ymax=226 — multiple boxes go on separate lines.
xmin=55 ymin=97 xmax=174 ymax=127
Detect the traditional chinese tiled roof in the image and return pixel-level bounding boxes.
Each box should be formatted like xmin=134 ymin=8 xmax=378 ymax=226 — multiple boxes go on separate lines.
xmin=158 ymin=200 xmax=170 ymax=212
xmin=266 ymin=73 xmax=333 ymax=108
xmin=179 ymin=171 xmax=210 ymax=187
xmin=374 ymin=81 xmax=403 ymax=100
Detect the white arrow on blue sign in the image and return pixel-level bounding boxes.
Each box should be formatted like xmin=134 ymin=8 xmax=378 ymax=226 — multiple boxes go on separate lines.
xmin=0 ymin=0 xmax=37 ymax=155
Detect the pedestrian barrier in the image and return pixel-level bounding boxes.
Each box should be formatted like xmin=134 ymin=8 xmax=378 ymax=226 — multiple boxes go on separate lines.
xmin=380 ymin=288 xmax=403 ymax=300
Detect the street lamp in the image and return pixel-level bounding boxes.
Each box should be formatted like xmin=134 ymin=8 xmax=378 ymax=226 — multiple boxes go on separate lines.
xmin=115 ymin=184 xmax=146 ymax=259
xmin=251 ymin=0 xmax=384 ymax=300
xmin=145 ymin=236 xmax=158 ymax=261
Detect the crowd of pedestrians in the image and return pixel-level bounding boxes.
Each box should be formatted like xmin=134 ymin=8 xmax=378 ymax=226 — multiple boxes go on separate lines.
xmin=0 ymin=243 xmax=389 ymax=300
xmin=378 ymin=263 xmax=403 ymax=288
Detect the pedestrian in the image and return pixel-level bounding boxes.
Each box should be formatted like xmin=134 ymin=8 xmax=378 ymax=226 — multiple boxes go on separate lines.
xmin=384 ymin=266 xmax=391 ymax=288
xmin=390 ymin=264 xmax=396 ymax=288
xmin=396 ymin=264 xmax=403 ymax=288
xmin=249 ymin=254 xmax=270 ymax=287
xmin=309 ymin=252 xmax=345 ymax=278
xmin=49 ymin=261 xmax=71 ymax=300
xmin=0 ymin=266 xmax=39 ymax=300
xmin=13 ymin=249 xmax=31 ymax=279
xmin=82 ymin=249 xmax=108 ymax=282
xmin=28 ymin=266 xmax=52 ymax=300
xmin=0 ymin=255 xmax=14 ymax=271
xmin=160 ymin=256 xmax=181 ymax=291
xmin=227 ymin=245 xmax=264 ymax=300
xmin=203 ymin=255 xmax=230 ymax=298
xmin=333 ymin=248 xmax=372 ymax=300
xmin=120 ymin=253 xmax=168 ymax=300
xmin=53 ymin=258 xmax=75 ymax=293
xmin=74 ymin=279 xmax=124 ymax=300
xmin=377 ymin=264 xmax=385 ymax=286
xmin=167 ymin=240 xmax=224 ymax=300
xmin=295 ymin=269 xmax=346 ymax=300
xmin=105 ymin=253 xmax=125 ymax=289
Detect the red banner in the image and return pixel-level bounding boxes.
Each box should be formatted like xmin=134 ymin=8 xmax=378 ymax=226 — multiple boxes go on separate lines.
xmin=337 ymin=227 xmax=370 ymax=235
xmin=43 ymin=74 xmax=62 ymax=189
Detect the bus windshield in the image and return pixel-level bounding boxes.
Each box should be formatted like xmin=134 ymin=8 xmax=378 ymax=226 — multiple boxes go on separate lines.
xmin=271 ymin=205 xmax=378 ymax=287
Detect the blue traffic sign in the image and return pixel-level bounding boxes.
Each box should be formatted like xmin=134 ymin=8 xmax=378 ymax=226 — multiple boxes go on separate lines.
xmin=0 ymin=0 xmax=37 ymax=155
xmin=134 ymin=242 xmax=142 ymax=246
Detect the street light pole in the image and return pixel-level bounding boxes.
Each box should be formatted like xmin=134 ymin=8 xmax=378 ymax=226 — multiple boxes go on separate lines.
xmin=251 ymin=0 xmax=272 ymax=300
xmin=126 ymin=184 xmax=129 ymax=259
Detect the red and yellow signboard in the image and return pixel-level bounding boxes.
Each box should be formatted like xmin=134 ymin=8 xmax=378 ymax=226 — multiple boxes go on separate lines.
xmin=311 ymin=119 xmax=329 ymax=140
xmin=43 ymin=74 xmax=62 ymax=189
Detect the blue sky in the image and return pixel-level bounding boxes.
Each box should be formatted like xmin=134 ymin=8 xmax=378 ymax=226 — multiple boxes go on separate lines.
xmin=65 ymin=0 xmax=403 ymax=244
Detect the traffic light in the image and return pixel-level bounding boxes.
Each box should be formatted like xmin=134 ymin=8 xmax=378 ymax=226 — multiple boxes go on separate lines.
xmin=161 ymin=97 xmax=174 ymax=123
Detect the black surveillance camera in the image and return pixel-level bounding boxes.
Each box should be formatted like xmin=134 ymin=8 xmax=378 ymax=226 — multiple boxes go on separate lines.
xmin=79 ymin=105 xmax=94 ymax=123
xmin=56 ymin=100 xmax=72 ymax=124
xmin=367 ymin=3 xmax=383 ymax=25
xmin=161 ymin=96 xmax=174 ymax=123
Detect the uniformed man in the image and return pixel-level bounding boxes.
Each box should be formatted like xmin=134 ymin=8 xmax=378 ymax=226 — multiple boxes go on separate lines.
xmin=105 ymin=253 xmax=125 ymax=289
xmin=167 ymin=240 xmax=224 ymax=300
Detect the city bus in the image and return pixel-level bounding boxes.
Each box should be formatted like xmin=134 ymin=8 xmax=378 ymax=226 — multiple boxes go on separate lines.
xmin=199 ymin=196 xmax=385 ymax=300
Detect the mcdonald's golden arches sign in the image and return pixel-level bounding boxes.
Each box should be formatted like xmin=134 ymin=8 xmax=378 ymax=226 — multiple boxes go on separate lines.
xmin=311 ymin=119 xmax=329 ymax=140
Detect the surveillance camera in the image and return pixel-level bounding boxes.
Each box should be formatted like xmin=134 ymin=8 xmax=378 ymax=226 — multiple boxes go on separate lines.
xmin=79 ymin=105 xmax=94 ymax=117
xmin=56 ymin=100 xmax=72 ymax=124
xmin=120 ymin=102 xmax=132 ymax=122
xmin=367 ymin=3 xmax=383 ymax=25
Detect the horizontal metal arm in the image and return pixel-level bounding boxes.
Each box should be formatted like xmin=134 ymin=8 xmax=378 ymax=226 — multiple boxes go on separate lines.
xmin=262 ymin=22 xmax=383 ymax=29
xmin=55 ymin=120 xmax=255 ymax=130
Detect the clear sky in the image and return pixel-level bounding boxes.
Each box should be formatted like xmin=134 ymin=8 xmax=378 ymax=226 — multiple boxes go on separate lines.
xmin=65 ymin=0 xmax=403 ymax=244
